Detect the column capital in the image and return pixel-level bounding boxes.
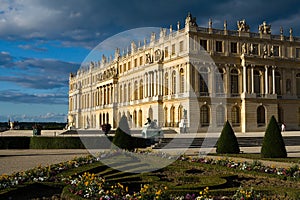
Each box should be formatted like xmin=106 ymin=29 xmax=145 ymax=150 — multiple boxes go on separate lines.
xmin=272 ymin=65 xmax=277 ymax=70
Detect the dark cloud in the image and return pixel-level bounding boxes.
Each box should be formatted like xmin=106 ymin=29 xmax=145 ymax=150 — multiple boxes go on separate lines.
xmin=0 ymin=52 xmax=13 ymax=66
xmin=0 ymin=90 xmax=68 ymax=105
xmin=1 ymin=0 xmax=299 ymax=48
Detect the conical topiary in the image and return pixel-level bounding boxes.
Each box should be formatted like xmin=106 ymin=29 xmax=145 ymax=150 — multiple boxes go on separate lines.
xmin=216 ymin=120 xmax=240 ymax=154
xmin=112 ymin=115 xmax=134 ymax=151
xmin=261 ymin=115 xmax=287 ymax=158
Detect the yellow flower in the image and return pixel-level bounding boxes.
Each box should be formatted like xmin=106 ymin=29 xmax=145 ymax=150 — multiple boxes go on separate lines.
xmin=155 ymin=189 xmax=162 ymax=195
xmin=84 ymin=181 xmax=89 ymax=186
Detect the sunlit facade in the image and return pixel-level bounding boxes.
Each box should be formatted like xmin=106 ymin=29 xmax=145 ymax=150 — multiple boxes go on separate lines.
xmin=68 ymin=13 xmax=300 ymax=132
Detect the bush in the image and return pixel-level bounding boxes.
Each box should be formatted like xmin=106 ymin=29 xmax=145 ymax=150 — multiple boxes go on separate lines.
xmin=0 ymin=137 xmax=30 ymax=149
xmin=112 ymin=115 xmax=135 ymax=151
xmin=216 ymin=120 xmax=240 ymax=154
xmin=30 ymin=137 xmax=85 ymax=149
xmin=261 ymin=115 xmax=287 ymax=158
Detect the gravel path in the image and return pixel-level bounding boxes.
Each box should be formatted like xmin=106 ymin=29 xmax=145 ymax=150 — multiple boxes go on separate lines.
xmin=0 ymin=149 xmax=90 ymax=175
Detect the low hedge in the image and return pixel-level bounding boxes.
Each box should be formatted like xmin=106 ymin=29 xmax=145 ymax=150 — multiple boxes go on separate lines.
xmin=0 ymin=136 xmax=152 ymax=149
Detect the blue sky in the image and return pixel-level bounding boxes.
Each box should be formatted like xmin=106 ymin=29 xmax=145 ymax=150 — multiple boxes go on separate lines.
xmin=0 ymin=0 xmax=300 ymax=122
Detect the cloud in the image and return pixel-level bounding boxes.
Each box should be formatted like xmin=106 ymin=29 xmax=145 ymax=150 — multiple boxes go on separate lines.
xmin=18 ymin=44 xmax=48 ymax=52
xmin=0 ymin=51 xmax=13 ymax=66
xmin=0 ymin=90 xmax=68 ymax=104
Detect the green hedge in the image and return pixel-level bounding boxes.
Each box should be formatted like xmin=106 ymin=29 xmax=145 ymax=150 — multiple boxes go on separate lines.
xmin=0 ymin=136 xmax=151 ymax=149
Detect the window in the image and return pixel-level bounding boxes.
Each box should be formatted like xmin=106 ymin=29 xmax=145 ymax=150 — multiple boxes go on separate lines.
xmin=178 ymin=105 xmax=183 ymax=121
xmin=170 ymin=106 xmax=175 ymax=127
xmin=296 ymin=48 xmax=300 ymax=58
xmin=254 ymin=70 xmax=261 ymax=95
xmin=134 ymin=58 xmax=137 ymax=67
xmin=230 ymin=69 xmax=239 ymax=96
xmin=200 ymin=39 xmax=207 ymax=51
xmin=164 ymin=107 xmax=168 ymax=127
xmin=134 ymin=81 xmax=138 ymax=100
xmin=172 ymin=71 xmax=176 ymax=94
xmin=172 ymin=44 xmax=176 ymax=55
xmin=231 ymin=42 xmax=237 ymax=53
xmin=297 ymin=73 xmax=300 ymax=97
xmin=165 ymin=47 xmax=169 ymax=58
xmin=216 ymin=41 xmax=223 ymax=52
xmin=164 ymin=72 xmax=169 ymax=95
xmin=251 ymin=44 xmax=259 ymax=55
xmin=298 ymin=107 xmax=300 ymax=126
xmin=200 ymin=105 xmax=210 ymax=126
xmin=272 ymin=45 xmax=279 ymax=57
xmin=257 ymin=105 xmax=265 ymax=126
xmin=139 ymin=56 xmax=143 ymax=66
xmin=231 ymin=106 xmax=240 ymax=126
xmin=199 ymin=67 xmax=209 ymax=96
xmin=215 ymin=68 xmax=224 ymax=95
xmin=123 ymin=63 xmax=127 ymax=72
xmin=119 ymin=85 xmax=122 ymax=103
xmin=179 ymin=41 xmax=184 ymax=52
xmin=275 ymin=72 xmax=281 ymax=96
xmin=128 ymin=62 xmax=131 ymax=70
xmin=180 ymin=68 xmax=184 ymax=93
xmin=216 ymin=106 xmax=225 ymax=126
xmin=139 ymin=80 xmax=143 ymax=100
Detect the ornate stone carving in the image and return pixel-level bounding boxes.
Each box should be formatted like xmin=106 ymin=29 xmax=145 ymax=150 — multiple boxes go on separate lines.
xmin=259 ymin=21 xmax=271 ymax=34
xmin=237 ymin=19 xmax=250 ymax=32
xmin=185 ymin=12 xmax=198 ymax=27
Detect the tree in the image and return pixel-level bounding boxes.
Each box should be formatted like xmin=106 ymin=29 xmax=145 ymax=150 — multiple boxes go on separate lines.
xmin=112 ymin=115 xmax=134 ymax=151
xmin=261 ymin=115 xmax=287 ymax=158
xmin=216 ymin=120 xmax=240 ymax=154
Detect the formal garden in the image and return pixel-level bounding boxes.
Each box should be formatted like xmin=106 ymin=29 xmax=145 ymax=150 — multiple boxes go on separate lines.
xmin=1 ymin=116 xmax=300 ymax=199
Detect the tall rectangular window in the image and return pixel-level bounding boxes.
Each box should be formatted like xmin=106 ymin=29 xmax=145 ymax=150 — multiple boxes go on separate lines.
xmin=139 ymin=56 xmax=143 ymax=66
xmin=128 ymin=61 xmax=131 ymax=70
xmin=272 ymin=45 xmax=279 ymax=57
xmin=231 ymin=42 xmax=237 ymax=53
xmin=251 ymin=44 xmax=259 ymax=55
xmin=134 ymin=58 xmax=137 ymax=67
xmin=165 ymin=47 xmax=169 ymax=58
xmin=172 ymin=44 xmax=176 ymax=55
xmin=179 ymin=41 xmax=184 ymax=52
xmin=216 ymin=41 xmax=223 ymax=52
xmin=200 ymin=39 xmax=207 ymax=51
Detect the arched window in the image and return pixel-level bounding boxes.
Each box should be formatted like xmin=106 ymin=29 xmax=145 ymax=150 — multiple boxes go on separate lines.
xmin=215 ymin=68 xmax=224 ymax=96
xmin=178 ymin=105 xmax=183 ymax=121
xmin=148 ymin=107 xmax=153 ymax=120
xmin=138 ymin=110 xmax=143 ymax=127
xmin=164 ymin=72 xmax=169 ymax=95
xmin=139 ymin=79 xmax=143 ymax=100
xmin=106 ymin=113 xmax=109 ymax=124
xmin=172 ymin=70 xmax=176 ymax=94
xmin=216 ymin=105 xmax=225 ymax=126
xmin=134 ymin=81 xmax=138 ymax=100
xmin=133 ymin=110 xmax=137 ymax=128
xmin=119 ymin=85 xmax=122 ymax=103
xmin=180 ymin=68 xmax=184 ymax=93
xmin=230 ymin=69 xmax=239 ymax=96
xmin=254 ymin=70 xmax=261 ymax=95
xmin=124 ymin=84 xmax=127 ymax=103
xmin=297 ymin=73 xmax=300 ymax=97
xmin=200 ymin=105 xmax=209 ymax=126
xmin=231 ymin=106 xmax=240 ymax=126
xmin=128 ymin=83 xmax=131 ymax=102
xmin=199 ymin=67 xmax=209 ymax=96
xmin=102 ymin=113 xmax=105 ymax=124
xmin=275 ymin=72 xmax=281 ymax=96
xmin=257 ymin=105 xmax=265 ymax=126
xmin=170 ymin=106 xmax=175 ymax=127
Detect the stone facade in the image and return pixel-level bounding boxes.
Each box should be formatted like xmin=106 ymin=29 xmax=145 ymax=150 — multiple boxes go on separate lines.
xmin=68 ymin=13 xmax=300 ymax=132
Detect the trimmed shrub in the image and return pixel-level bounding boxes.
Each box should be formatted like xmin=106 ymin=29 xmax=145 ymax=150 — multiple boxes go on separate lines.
xmin=112 ymin=115 xmax=134 ymax=151
xmin=261 ymin=115 xmax=287 ymax=158
xmin=30 ymin=137 xmax=85 ymax=149
xmin=216 ymin=120 xmax=240 ymax=154
xmin=0 ymin=137 xmax=30 ymax=149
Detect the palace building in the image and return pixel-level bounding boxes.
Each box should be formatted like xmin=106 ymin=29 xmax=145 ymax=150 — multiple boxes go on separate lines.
xmin=68 ymin=13 xmax=300 ymax=133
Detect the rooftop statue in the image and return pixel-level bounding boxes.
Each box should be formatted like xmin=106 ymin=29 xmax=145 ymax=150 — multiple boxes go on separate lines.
xmin=237 ymin=19 xmax=250 ymax=32
xmin=259 ymin=21 xmax=271 ymax=34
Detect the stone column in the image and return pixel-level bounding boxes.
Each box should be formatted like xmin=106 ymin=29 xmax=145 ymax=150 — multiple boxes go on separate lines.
xmin=154 ymin=71 xmax=157 ymax=96
xmin=272 ymin=66 xmax=276 ymax=94
xmin=158 ymin=70 xmax=161 ymax=95
xmin=148 ymin=73 xmax=151 ymax=97
xmin=265 ymin=66 xmax=269 ymax=94
xmin=251 ymin=66 xmax=254 ymax=93
xmin=243 ymin=65 xmax=247 ymax=93
xmin=144 ymin=74 xmax=147 ymax=98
